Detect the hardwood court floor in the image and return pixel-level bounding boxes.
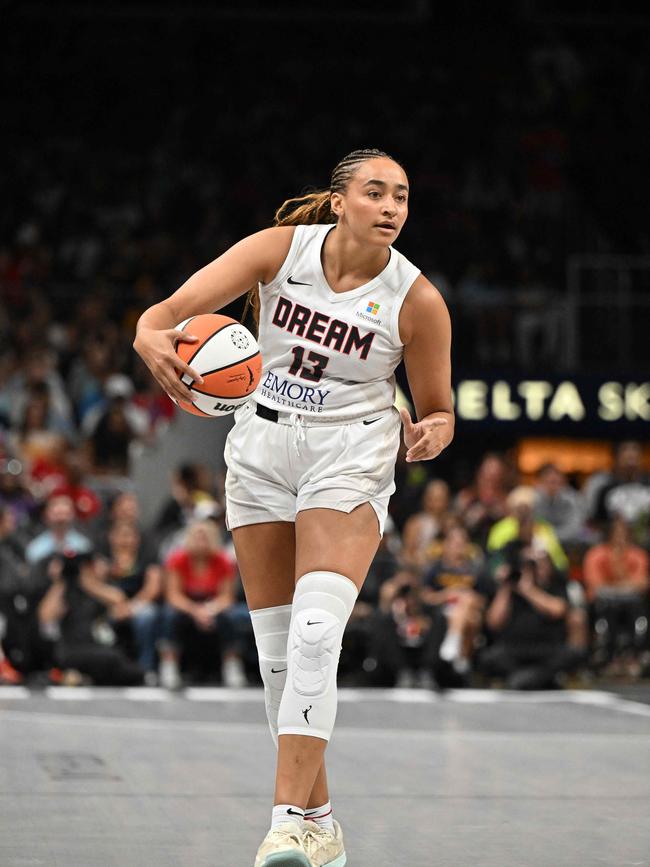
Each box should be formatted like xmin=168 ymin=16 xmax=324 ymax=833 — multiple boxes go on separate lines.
xmin=1 ymin=686 xmax=649 ymax=867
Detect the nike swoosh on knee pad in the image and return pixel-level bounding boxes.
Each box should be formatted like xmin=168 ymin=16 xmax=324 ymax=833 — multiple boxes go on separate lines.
xmin=290 ymin=611 xmax=340 ymax=697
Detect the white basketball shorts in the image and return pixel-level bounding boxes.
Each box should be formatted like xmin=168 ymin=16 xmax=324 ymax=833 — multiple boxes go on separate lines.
xmin=224 ymin=401 xmax=401 ymax=537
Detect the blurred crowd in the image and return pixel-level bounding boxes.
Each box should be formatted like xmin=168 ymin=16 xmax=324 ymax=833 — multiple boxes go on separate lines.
xmin=2 ymin=15 xmax=649 ymax=689
xmin=3 ymin=24 xmax=649 ymax=370
xmin=0 ymin=429 xmax=648 ymax=691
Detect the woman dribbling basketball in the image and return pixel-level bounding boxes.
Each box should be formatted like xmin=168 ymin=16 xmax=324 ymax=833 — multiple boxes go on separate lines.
xmin=134 ymin=149 xmax=454 ymax=867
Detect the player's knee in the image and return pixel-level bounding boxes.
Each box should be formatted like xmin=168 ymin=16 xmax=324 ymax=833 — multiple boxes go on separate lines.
xmin=250 ymin=603 xmax=293 ymax=662
xmin=278 ymin=571 xmax=358 ymax=741
xmin=289 ymin=608 xmax=341 ymax=698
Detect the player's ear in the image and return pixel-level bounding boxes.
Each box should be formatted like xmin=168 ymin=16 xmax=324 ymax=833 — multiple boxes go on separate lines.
xmin=330 ymin=191 xmax=344 ymax=219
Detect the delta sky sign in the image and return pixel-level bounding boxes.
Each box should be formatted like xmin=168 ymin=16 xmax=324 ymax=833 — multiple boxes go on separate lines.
xmin=449 ymin=376 xmax=650 ymax=433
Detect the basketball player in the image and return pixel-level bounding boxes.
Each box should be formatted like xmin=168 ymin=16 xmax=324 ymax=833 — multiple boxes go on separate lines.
xmin=134 ymin=149 xmax=454 ymax=867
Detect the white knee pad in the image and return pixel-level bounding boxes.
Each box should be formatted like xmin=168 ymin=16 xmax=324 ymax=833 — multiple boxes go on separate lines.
xmin=250 ymin=603 xmax=293 ymax=749
xmin=277 ymin=571 xmax=358 ymax=743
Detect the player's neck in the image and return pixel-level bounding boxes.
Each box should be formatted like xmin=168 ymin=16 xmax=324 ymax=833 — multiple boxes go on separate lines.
xmin=323 ymin=225 xmax=389 ymax=284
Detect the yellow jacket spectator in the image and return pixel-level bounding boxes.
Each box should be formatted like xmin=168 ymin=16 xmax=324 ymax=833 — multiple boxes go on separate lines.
xmin=486 ymin=486 xmax=569 ymax=572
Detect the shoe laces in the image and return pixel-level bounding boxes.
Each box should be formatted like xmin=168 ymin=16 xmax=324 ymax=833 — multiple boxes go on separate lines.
xmin=267 ymin=827 xmax=303 ymax=846
xmin=303 ymin=822 xmax=335 ymax=855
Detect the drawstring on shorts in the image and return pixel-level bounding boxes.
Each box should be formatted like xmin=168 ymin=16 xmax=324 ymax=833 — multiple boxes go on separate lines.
xmin=289 ymin=412 xmax=306 ymax=456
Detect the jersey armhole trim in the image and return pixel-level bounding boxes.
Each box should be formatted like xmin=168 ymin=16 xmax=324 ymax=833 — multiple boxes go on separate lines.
xmin=389 ymin=268 xmax=421 ymax=347
xmin=259 ymin=225 xmax=306 ymax=294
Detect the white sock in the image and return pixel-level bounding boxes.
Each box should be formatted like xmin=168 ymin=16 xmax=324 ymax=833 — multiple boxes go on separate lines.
xmin=439 ymin=630 xmax=462 ymax=662
xmin=305 ymin=801 xmax=335 ymax=833
xmin=272 ymin=804 xmax=304 ymax=832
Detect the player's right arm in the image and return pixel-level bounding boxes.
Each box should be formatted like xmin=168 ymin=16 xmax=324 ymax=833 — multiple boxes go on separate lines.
xmin=133 ymin=226 xmax=295 ymax=404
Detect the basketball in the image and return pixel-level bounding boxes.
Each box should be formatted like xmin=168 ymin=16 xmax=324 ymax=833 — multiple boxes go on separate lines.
xmin=174 ymin=313 xmax=262 ymax=417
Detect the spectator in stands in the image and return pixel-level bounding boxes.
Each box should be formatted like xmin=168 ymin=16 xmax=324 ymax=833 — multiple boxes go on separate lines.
xmin=358 ymin=515 xmax=401 ymax=608
xmin=481 ymin=547 xmax=577 ymax=689
xmin=153 ymin=463 xmax=221 ymax=559
xmin=0 ymin=461 xmax=37 ymax=530
xmin=89 ymin=491 xmax=140 ymax=545
xmin=109 ymin=491 xmax=141 ymax=526
xmin=534 ymin=463 xmax=585 ymax=548
xmin=95 ymin=520 xmax=169 ymax=683
xmin=81 ymin=374 xmax=148 ymax=440
xmin=15 ymin=380 xmax=71 ymax=440
xmin=67 ymin=334 xmax=115 ymax=425
xmin=154 ymin=463 xmax=212 ymax=540
xmin=455 ymin=453 xmax=511 ymax=546
xmin=0 ymin=504 xmax=29 ymax=683
xmin=37 ymin=550 xmax=144 ymax=686
xmin=0 ymin=505 xmax=28 ymax=585
xmin=589 ymin=442 xmax=650 ymax=547
xmin=85 ymin=376 xmax=148 ymax=477
xmin=49 ymin=447 xmax=102 ymax=523
xmin=583 ymin=518 xmax=649 ymax=672
xmin=421 ymin=525 xmax=488 ymax=678
xmin=1 ymin=348 xmax=74 ymax=439
xmin=487 ymin=485 xmax=568 ymax=572
xmin=363 ymin=569 xmax=435 ymax=688
xmin=583 ymin=518 xmax=649 ymax=601
xmin=26 ymin=494 xmax=93 ymax=564
xmin=161 ymin=519 xmax=250 ymax=688
xmin=401 ymin=479 xmax=452 ymax=569
xmin=7 ymin=381 xmax=74 ymax=500
xmin=339 ymin=517 xmax=402 ymax=682
xmin=0 ymin=644 xmax=21 ymax=684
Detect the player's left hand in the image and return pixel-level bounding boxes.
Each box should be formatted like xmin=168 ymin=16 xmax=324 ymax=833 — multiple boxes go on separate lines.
xmin=399 ymin=408 xmax=449 ymax=462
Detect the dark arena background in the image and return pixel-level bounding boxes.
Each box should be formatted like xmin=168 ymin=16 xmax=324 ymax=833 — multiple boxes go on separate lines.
xmin=1 ymin=2 xmax=649 ymax=865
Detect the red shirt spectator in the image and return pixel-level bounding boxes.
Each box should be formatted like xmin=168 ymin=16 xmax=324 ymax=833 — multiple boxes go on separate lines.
xmin=165 ymin=520 xmax=237 ymax=641
xmin=582 ymin=518 xmax=649 ymax=602
xmin=166 ymin=547 xmax=234 ymax=599
xmin=165 ymin=524 xmax=235 ymax=601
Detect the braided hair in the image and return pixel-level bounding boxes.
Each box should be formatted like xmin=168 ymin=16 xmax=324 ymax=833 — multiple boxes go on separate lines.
xmin=273 ymin=148 xmax=399 ymax=226
xmin=245 ymin=149 xmax=400 ymax=325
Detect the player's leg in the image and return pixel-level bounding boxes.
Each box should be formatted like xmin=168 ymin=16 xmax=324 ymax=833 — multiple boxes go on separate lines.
xmin=230 ymin=521 xmax=329 ymax=807
xmin=233 ymin=520 xmax=334 ymax=866
xmin=233 ymin=521 xmax=296 ymax=611
xmin=274 ymin=503 xmax=380 ymax=807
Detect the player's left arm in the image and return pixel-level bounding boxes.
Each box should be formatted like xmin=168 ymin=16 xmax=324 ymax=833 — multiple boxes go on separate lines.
xmin=399 ymin=275 xmax=454 ymax=462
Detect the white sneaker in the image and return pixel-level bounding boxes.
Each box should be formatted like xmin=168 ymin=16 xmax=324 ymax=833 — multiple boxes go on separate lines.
xmin=159 ymin=657 xmax=181 ymax=690
xmin=452 ymin=657 xmax=470 ymax=675
xmin=303 ymin=819 xmax=347 ymax=867
xmin=222 ymin=655 xmax=247 ymax=687
xmin=253 ymin=822 xmax=311 ymax=867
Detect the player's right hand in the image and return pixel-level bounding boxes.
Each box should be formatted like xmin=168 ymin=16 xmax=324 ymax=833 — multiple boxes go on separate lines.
xmin=133 ymin=328 xmax=204 ymax=405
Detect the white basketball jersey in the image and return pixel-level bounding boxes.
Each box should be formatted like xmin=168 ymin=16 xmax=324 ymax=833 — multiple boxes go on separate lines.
xmin=252 ymin=223 xmax=420 ymax=420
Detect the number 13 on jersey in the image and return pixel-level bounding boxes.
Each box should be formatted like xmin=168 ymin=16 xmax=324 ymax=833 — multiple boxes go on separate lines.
xmin=288 ymin=346 xmax=329 ymax=382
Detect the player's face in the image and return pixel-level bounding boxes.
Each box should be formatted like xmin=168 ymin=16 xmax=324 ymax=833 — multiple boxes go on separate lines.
xmin=335 ymin=158 xmax=409 ymax=246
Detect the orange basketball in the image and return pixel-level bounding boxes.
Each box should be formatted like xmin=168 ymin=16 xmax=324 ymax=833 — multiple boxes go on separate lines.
xmin=174 ymin=314 xmax=262 ymax=417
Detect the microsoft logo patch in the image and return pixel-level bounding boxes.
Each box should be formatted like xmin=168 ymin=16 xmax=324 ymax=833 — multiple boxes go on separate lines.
xmin=366 ymin=302 xmax=380 ymax=315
